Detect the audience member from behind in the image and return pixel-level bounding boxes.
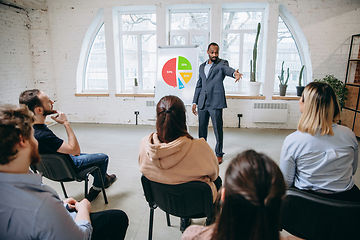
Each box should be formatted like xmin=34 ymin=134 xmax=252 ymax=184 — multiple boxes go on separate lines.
xmin=280 ymin=82 xmax=360 ymax=202
xmin=19 ymin=89 xmax=117 ymax=202
xmin=138 ymin=95 xmax=221 ymax=232
xmin=0 ymin=104 xmax=128 ymax=240
xmin=182 ymin=150 xmax=287 ymax=240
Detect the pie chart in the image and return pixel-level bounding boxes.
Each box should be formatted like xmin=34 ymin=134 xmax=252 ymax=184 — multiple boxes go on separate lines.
xmin=162 ymin=56 xmax=193 ymax=89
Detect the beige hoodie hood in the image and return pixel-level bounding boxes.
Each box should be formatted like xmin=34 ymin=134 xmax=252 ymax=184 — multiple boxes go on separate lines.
xmin=145 ymin=132 xmax=192 ymax=170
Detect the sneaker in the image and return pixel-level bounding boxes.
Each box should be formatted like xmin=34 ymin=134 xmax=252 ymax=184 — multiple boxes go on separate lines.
xmin=180 ymin=218 xmax=191 ymax=232
xmin=86 ymin=187 xmax=101 ymax=202
xmin=104 ymin=173 xmax=117 ymax=188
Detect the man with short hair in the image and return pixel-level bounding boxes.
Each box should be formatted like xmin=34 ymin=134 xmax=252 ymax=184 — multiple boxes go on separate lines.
xmin=0 ymin=104 xmax=128 ymax=240
xmin=19 ymin=89 xmax=116 ymax=202
xmin=192 ymin=42 xmax=243 ymax=164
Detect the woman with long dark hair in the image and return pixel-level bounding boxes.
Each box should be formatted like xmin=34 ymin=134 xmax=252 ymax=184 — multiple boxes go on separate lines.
xmin=182 ymin=150 xmax=287 ymax=240
xmin=280 ymin=82 xmax=360 ymax=202
xmin=138 ymin=95 xmax=220 ymax=231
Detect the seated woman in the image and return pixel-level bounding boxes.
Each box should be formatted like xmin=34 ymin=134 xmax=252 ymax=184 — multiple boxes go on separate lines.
xmin=138 ymin=95 xmax=220 ymax=231
xmin=181 ymin=149 xmax=287 ymax=240
xmin=280 ymin=81 xmax=360 ymax=202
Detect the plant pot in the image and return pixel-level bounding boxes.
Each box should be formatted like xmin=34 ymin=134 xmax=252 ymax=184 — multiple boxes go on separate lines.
xmin=132 ymin=86 xmax=139 ymax=94
xmin=296 ymin=86 xmax=305 ymax=97
xmin=279 ymin=84 xmax=288 ymax=96
xmin=248 ymin=81 xmax=262 ymax=96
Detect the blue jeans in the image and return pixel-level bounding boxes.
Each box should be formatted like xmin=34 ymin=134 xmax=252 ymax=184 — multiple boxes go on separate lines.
xmin=70 ymin=153 xmax=109 ymax=189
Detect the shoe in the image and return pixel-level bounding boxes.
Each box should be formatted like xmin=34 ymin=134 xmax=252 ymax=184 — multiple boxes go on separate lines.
xmin=104 ymin=173 xmax=117 ymax=188
xmin=86 ymin=187 xmax=101 ymax=202
xmin=217 ymin=157 xmax=223 ymax=165
xmin=180 ymin=218 xmax=191 ymax=232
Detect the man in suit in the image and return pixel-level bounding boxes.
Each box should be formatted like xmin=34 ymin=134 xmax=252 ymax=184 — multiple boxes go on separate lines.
xmin=192 ymin=42 xmax=243 ymax=164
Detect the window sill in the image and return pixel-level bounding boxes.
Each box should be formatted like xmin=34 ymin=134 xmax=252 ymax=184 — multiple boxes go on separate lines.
xmin=272 ymin=95 xmax=300 ymax=100
xmin=226 ymin=95 xmax=266 ymax=100
xmin=115 ymin=93 xmax=155 ymax=97
xmin=75 ymin=93 xmax=109 ymax=97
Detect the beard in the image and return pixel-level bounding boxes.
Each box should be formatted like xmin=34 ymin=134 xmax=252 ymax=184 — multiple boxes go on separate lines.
xmin=30 ymin=139 xmax=41 ymax=165
xmin=210 ymin=56 xmax=218 ymax=62
xmin=43 ymin=109 xmax=56 ymax=116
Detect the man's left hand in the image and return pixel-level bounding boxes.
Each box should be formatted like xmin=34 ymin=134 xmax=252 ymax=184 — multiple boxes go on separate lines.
xmin=234 ymin=69 xmax=243 ymax=83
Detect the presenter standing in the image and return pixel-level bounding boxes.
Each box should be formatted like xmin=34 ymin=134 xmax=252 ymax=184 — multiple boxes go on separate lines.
xmin=192 ymin=42 xmax=243 ymax=164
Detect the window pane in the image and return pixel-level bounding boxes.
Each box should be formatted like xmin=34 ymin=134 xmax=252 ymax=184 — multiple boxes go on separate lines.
xmin=84 ymin=23 xmax=108 ymax=90
xmin=170 ymin=12 xmax=209 ymax=30
xmin=192 ymin=35 xmax=207 ymax=64
xmin=122 ymin=35 xmax=138 ymax=90
xmin=141 ymin=34 xmax=157 ymax=90
xmin=121 ymin=13 xmax=156 ymax=31
xmin=222 ymin=10 xmax=262 ymax=93
xmin=274 ymin=16 xmax=302 ymax=93
xmin=172 ymin=35 xmax=186 ymax=45
xmin=223 ymin=11 xmax=262 ymax=30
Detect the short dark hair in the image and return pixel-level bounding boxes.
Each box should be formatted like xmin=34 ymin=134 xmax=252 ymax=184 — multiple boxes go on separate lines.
xmin=211 ymin=150 xmax=286 ymax=240
xmin=19 ymin=89 xmax=41 ymax=112
xmin=0 ymin=104 xmax=35 ymax=165
xmin=208 ymin=42 xmax=219 ymax=50
xmin=156 ymin=95 xmax=193 ymax=143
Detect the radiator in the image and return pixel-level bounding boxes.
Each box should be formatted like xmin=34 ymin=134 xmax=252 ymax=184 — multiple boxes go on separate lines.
xmin=252 ymin=103 xmax=288 ymax=123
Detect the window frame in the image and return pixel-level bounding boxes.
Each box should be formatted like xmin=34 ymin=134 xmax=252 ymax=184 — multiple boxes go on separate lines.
xmin=117 ymin=6 xmax=157 ymax=93
xmin=221 ymin=6 xmax=266 ymax=94
xmin=76 ymin=8 xmax=107 ymax=93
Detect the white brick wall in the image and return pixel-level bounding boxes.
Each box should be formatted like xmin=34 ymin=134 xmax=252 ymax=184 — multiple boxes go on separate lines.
xmin=0 ymin=5 xmax=34 ymax=104
xmin=1 ymin=0 xmax=359 ymax=129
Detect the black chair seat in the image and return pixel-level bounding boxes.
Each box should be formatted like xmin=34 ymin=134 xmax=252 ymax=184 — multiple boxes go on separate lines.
xmin=31 ymin=153 xmax=108 ymax=204
xmin=141 ymin=175 xmax=215 ymax=240
xmin=281 ymin=188 xmax=360 ymax=240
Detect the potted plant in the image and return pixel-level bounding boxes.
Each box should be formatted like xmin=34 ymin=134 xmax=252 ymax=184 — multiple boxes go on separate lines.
xmin=248 ymin=22 xmax=262 ymax=96
xmin=314 ymin=74 xmax=348 ymax=108
xmin=278 ymin=61 xmax=289 ymax=96
xmin=133 ymin=77 xmax=139 ymax=94
xmin=296 ymin=65 xmax=305 ymax=96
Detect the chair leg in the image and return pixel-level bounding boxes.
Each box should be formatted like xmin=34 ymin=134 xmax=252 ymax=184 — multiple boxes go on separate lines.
xmin=97 ymin=169 xmax=108 ymax=204
xmin=84 ymin=178 xmax=88 ymax=198
xmin=166 ymin=213 xmax=171 ymax=226
xmin=149 ymin=208 xmax=154 ymax=240
xmin=60 ymin=182 xmax=68 ymax=198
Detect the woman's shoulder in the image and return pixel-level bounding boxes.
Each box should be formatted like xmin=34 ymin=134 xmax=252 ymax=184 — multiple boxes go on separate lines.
xmin=181 ymin=225 xmax=214 ymax=240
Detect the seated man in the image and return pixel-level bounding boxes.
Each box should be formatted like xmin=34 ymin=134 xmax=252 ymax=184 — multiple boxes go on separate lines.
xmin=0 ymin=104 xmax=128 ymax=240
xmin=19 ymin=89 xmax=116 ymax=202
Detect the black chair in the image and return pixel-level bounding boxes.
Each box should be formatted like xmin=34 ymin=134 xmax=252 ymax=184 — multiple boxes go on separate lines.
xmin=281 ymin=188 xmax=360 ymax=240
xmin=141 ymin=175 xmax=215 ymax=240
xmin=30 ymin=153 xmax=108 ymax=204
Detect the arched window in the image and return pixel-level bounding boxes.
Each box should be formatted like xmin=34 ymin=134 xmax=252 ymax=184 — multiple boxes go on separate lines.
xmin=84 ymin=23 xmax=108 ymax=90
xmin=274 ymin=5 xmax=312 ymax=94
xmin=76 ymin=8 xmax=108 ymax=93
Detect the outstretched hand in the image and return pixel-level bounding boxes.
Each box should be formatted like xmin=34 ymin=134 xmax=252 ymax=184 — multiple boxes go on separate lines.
xmin=234 ymin=69 xmax=243 ymax=83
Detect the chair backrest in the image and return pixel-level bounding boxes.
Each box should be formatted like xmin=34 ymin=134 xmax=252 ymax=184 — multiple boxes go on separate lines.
xmin=141 ymin=175 xmax=214 ymax=219
xmin=281 ymin=188 xmax=360 ymax=240
xmin=32 ymin=153 xmax=77 ymax=182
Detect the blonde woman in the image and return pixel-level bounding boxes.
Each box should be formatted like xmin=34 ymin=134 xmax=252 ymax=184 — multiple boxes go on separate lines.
xmin=280 ymin=82 xmax=360 ymax=202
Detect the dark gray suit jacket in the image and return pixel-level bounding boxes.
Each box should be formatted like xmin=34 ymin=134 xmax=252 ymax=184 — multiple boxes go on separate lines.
xmin=192 ymin=58 xmax=235 ymax=110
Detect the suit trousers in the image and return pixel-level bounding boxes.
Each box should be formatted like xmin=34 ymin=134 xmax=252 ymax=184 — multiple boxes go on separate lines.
xmin=198 ymin=97 xmax=224 ymax=157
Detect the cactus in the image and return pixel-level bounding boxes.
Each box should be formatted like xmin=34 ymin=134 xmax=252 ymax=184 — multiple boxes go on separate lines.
xmin=278 ymin=61 xmax=290 ymax=85
xmin=250 ymin=22 xmax=261 ymax=82
xmin=298 ymin=65 xmax=305 ymax=86
xmin=134 ymin=77 xmax=138 ymax=86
